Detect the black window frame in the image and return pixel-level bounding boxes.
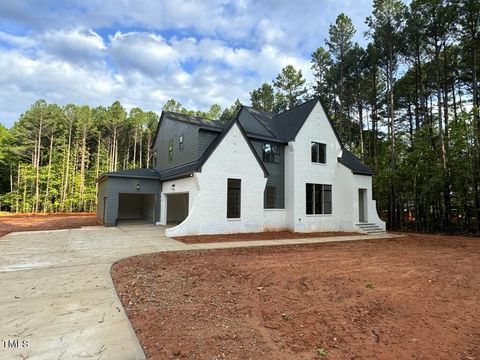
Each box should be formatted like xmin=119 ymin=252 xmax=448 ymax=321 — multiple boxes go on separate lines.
xmin=168 ymin=140 xmax=173 ymax=161
xmin=306 ymin=183 xmax=332 ymax=214
xmin=153 ymin=149 xmax=158 ymax=167
xmin=227 ymin=178 xmax=241 ymax=218
xmin=311 ymin=142 xmax=326 ymax=164
xmin=262 ymin=143 xmax=280 ymax=163
xmin=266 ymin=186 xmax=276 ymax=209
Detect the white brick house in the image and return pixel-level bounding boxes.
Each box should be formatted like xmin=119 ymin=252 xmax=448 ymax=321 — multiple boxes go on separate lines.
xmin=97 ymin=97 xmax=386 ymax=236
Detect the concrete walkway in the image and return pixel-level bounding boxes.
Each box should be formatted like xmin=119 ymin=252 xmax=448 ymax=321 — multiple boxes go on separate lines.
xmin=0 ymin=224 xmax=398 ymax=360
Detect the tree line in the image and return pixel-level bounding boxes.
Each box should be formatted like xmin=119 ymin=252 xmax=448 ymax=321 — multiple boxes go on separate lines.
xmin=0 ymin=0 xmax=478 ymax=233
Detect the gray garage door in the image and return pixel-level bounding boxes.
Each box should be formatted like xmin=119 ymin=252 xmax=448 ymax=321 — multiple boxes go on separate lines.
xmin=166 ymin=193 xmax=189 ymax=225
xmin=118 ymin=193 xmax=156 ymax=223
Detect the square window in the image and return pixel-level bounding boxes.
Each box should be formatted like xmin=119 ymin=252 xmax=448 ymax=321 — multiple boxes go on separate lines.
xmin=311 ymin=142 xmax=326 ymax=163
xmin=306 ymin=183 xmax=332 ymax=214
xmin=263 ymin=143 xmax=280 ymax=163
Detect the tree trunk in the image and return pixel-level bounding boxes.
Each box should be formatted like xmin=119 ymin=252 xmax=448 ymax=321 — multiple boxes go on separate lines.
xmin=34 ymin=114 xmax=43 ymax=213
xmin=61 ymin=122 xmax=73 ymax=210
xmin=43 ymin=134 xmax=54 ymax=212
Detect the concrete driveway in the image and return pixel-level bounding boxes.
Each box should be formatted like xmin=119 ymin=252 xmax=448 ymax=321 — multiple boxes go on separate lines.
xmin=0 ymin=224 xmax=396 ymax=360
xmin=0 ymin=224 xmax=190 ymax=360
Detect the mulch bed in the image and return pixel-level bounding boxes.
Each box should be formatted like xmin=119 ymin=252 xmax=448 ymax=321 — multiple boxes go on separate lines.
xmin=174 ymin=230 xmax=364 ymax=244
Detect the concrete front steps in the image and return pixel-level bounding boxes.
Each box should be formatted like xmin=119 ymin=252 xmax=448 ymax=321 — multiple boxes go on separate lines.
xmin=356 ymin=222 xmax=386 ymax=234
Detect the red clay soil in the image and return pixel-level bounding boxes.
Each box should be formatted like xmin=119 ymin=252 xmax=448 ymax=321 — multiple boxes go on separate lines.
xmin=174 ymin=231 xmax=364 ymax=244
xmin=0 ymin=213 xmax=98 ymax=237
xmin=112 ymin=234 xmax=480 ymax=360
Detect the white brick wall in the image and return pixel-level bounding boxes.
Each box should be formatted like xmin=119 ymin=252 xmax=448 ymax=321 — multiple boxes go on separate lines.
xmin=286 ymin=102 xmax=385 ymax=232
xmin=165 ymin=122 xmax=267 ymax=237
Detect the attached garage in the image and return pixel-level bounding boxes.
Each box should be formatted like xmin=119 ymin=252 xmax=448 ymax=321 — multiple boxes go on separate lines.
xmin=97 ymin=169 xmax=161 ymax=226
xmin=118 ymin=193 xmax=156 ymax=223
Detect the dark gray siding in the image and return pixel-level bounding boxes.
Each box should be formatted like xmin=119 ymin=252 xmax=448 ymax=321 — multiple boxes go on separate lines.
xmin=238 ymin=108 xmax=272 ymax=137
xmin=153 ymin=118 xmax=199 ymax=172
xmin=198 ymin=129 xmax=219 ymax=157
xmin=97 ymin=177 xmax=161 ymax=226
xmin=251 ymin=140 xmax=285 ymax=209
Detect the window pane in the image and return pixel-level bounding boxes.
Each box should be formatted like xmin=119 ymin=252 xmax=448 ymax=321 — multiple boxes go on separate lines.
xmin=324 ymin=185 xmax=332 ymax=214
xmin=319 ymin=143 xmax=326 ymax=163
xmin=306 ymin=183 xmax=314 ymax=214
xmin=266 ymin=186 xmax=276 ymax=208
xmin=311 ymin=142 xmax=318 ymax=162
xmin=227 ymin=179 xmax=241 ymax=218
xmin=315 ymin=184 xmax=322 ymax=214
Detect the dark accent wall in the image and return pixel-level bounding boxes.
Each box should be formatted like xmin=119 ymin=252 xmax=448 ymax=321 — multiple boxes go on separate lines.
xmin=198 ymin=129 xmax=219 ymax=157
xmin=97 ymin=177 xmax=161 ymax=226
xmin=153 ymin=118 xmax=199 ymax=172
xmin=251 ymin=140 xmax=285 ymax=209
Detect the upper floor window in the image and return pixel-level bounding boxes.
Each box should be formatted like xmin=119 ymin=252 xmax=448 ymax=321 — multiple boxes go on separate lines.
xmin=263 ymin=143 xmax=280 ymax=163
xmin=168 ymin=140 xmax=173 ymax=161
xmin=153 ymin=149 xmax=158 ymax=167
xmin=311 ymin=142 xmax=326 ymax=163
xmin=179 ymin=135 xmax=184 ymax=150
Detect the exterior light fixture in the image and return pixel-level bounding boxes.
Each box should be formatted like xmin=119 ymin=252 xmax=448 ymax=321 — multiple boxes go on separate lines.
xmin=136 ymin=184 xmax=140 ymax=191
xmin=171 ymin=184 xmax=175 ymax=191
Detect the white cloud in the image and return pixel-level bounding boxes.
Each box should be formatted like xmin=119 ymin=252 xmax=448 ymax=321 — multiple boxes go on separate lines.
xmin=0 ymin=0 xmax=377 ymax=127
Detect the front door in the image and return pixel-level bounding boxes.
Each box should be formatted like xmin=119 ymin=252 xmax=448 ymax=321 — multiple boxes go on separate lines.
xmin=358 ymin=189 xmax=367 ymax=222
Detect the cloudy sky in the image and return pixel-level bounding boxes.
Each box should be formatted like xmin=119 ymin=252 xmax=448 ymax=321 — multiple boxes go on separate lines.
xmin=0 ymin=0 xmax=374 ymax=128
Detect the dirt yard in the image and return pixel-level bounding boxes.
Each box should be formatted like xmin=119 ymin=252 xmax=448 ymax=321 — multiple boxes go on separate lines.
xmin=0 ymin=212 xmax=98 ymax=237
xmin=174 ymin=231 xmax=364 ymax=244
xmin=112 ymin=234 xmax=480 ymax=360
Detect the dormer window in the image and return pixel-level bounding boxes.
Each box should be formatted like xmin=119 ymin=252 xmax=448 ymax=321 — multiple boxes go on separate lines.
xmin=263 ymin=143 xmax=280 ymax=163
xmin=179 ymin=135 xmax=184 ymax=150
xmin=311 ymin=142 xmax=326 ymax=164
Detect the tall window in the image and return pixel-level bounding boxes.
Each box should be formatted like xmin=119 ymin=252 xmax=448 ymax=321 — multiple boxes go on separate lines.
xmin=227 ymin=179 xmax=241 ymax=218
xmin=263 ymin=143 xmax=280 ymax=163
xmin=153 ymin=149 xmax=158 ymax=167
xmin=306 ymin=184 xmax=332 ymax=214
xmin=311 ymin=142 xmax=326 ymax=163
xmin=266 ymin=186 xmax=276 ymax=208
xmin=168 ymin=140 xmax=173 ymax=161
xmin=179 ymin=135 xmax=184 ymax=150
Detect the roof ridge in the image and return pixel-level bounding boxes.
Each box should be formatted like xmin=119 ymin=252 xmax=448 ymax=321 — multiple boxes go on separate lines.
xmin=243 ymin=106 xmax=280 ymax=139
xmin=163 ymin=110 xmax=224 ymax=125
xmin=273 ymin=96 xmax=319 ymax=118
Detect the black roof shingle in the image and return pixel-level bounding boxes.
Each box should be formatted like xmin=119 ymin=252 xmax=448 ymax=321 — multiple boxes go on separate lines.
xmin=337 ymin=149 xmax=373 ymax=176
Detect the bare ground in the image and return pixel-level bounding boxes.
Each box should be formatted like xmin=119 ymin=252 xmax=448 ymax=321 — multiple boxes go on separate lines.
xmin=174 ymin=231 xmax=364 ymax=244
xmin=0 ymin=212 xmax=98 ymax=237
xmin=112 ymin=234 xmax=480 ymax=360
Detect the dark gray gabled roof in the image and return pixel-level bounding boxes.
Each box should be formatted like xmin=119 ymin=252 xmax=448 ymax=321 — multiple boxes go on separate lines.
xmin=158 ymin=161 xmax=199 ymax=181
xmin=97 ymin=168 xmax=160 ymax=182
xmin=338 ymin=149 xmax=373 ymax=176
xmin=271 ymin=98 xmax=318 ymax=141
xmin=243 ymin=107 xmax=280 ymax=139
